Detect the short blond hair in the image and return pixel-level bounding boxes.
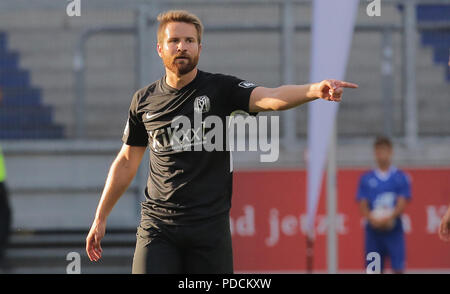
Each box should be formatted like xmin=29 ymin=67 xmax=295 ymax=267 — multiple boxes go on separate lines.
xmin=157 ymin=10 xmax=203 ymax=44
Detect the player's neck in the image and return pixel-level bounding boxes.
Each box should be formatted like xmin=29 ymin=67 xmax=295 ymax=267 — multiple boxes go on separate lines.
xmin=377 ymin=164 xmax=391 ymax=173
xmin=165 ymin=68 xmax=198 ymax=90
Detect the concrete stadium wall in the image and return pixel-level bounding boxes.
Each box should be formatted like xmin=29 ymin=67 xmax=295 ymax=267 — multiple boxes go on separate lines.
xmin=0 ymin=1 xmax=448 ymax=139
xmin=2 ymin=140 xmax=146 ymax=230
xmin=1 ymin=1 xmax=449 ymax=231
xmin=3 ymin=138 xmax=450 ymax=230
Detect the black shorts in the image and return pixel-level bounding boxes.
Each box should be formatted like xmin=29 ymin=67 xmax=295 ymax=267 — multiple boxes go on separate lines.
xmin=132 ymin=214 xmax=233 ymax=274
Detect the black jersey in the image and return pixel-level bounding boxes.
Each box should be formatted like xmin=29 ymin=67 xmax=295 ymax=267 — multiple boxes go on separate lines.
xmin=122 ymin=70 xmax=258 ymax=226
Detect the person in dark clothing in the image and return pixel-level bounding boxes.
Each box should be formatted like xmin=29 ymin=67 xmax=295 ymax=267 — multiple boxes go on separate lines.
xmin=85 ymin=10 xmax=358 ymax=274
xmin=0 ymin=87 xmax=12 ymax=271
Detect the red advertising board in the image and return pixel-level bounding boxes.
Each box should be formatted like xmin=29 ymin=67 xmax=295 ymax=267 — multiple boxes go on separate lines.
xmin=230 ymin=168 xmax=450 ymax=272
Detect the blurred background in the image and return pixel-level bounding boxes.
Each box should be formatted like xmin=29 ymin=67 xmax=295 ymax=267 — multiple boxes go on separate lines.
xmin=0 ymin=0 xmax=449 ymax=273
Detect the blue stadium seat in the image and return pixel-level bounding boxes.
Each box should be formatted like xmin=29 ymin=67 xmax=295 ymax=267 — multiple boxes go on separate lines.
xmin=0 ymin=52 xmax=19 ymax=69
xmin=0 ymin=33 xmax=6 ymax=53
xmin=0 ymin=126 xmax=64 ymax=139
xmin=433 ymin=47 xmax=450 ymax=64
xmin=415 ymin=5 xmax=450 ymax=82
xmin=0 ymin=106 xmax=53 ymax=127
xmin=1 ymin=87 xmax=41 ymax=106
xmin=0 ymin=31 xmax=64 ymax=139
xmin=421 ymin=31 xmax=450 ymax=47
xmin=417 ymin=4 xmax=450 ymax=22
xmin=0 ymin=69 xmax=30 ymax=87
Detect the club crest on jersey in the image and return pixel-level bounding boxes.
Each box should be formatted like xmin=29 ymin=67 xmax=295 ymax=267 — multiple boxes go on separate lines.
xmin=238 ymin=81 xmax=256 ymax=88
xmin=194 ymin=95 xmax=210 ymax=113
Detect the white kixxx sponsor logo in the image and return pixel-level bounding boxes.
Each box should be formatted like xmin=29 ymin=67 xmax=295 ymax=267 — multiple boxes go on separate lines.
xmin=145 ymin=114 xmax=280 ymax=162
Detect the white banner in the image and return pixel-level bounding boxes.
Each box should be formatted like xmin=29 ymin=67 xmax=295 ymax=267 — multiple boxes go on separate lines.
xmin=306 ymin=0 xmax=359 ymax=239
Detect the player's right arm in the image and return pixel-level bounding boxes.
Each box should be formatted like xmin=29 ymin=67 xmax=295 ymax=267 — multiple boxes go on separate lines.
xmin=359 ymin=199 xmax=383 ymax=229
xmin=86 ymin=143 xmax=146 ymax=261
xmin=357 ymin=176 xmax=381 ymax=229
xmin=248 ymin=80 xmax=358 ymax=112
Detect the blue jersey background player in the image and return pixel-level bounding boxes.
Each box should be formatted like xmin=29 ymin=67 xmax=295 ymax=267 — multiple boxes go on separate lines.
xmin=357 ymin=136 xmax=411 ymax=274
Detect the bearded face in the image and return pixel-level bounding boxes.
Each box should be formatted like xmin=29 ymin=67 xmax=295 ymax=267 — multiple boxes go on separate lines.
xmin=161 ymin=49 xmax=200 ymax=77
xmin=374 ymin=145 xmax=393 ymax=170
xmin=158 ymin=22 xmax=201 ymax=77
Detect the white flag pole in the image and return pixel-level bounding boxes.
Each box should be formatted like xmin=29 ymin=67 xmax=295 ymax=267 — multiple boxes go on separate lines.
xmin=326 ymin=124 xmax=338 ymax=274
xmin=306 ymin=0 xmax=358 ymax=274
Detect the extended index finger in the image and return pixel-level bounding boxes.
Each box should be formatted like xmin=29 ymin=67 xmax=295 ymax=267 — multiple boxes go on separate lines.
xmin=337 ymin=81 xmax=359 ymax=88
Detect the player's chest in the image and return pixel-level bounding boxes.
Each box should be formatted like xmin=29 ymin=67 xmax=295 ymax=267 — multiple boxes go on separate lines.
xmin=140 ymin=89 xmax=226 ymax=131
xmin=368 ymin=177 xmax=399 ymax=199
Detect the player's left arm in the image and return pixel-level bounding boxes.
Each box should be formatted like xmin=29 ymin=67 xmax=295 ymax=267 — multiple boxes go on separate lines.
xmin=248 ymin=79 xmax=358 ymax=112
xmin=377 ymin=196 xmax=409 ymax=228
xmin=389 ymin=196 xmax=408 ymax=220
xmin=382 ymin=171 xmax=412 ymax=226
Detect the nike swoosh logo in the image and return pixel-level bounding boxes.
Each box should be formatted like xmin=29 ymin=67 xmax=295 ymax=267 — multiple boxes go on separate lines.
xmin=146 ymin=113 xmax=159 ymax=120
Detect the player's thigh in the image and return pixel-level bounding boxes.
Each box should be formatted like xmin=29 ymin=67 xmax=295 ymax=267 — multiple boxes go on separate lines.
xmin=385 ymin=233 xmax=406 ymax=272
xmin=132 ymin=225 xmax=183 ymax=274
xmin=184 ymin=216 xmax=234 ymax=274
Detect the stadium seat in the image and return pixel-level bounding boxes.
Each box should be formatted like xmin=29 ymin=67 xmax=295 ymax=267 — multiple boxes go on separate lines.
xmin=0 ymin=126 xmax=64 ymax=139
xmin=417 ymin=4 xmax=450 ymax=22
xmin=0 ymin=69 xmax=30 ymax=87
xmin=0 ymin=32 xmax=7 ymax=53
xmin=1 ymin=88 xmax=41 ymax=107
xmin=416 ymin=5 xmax=450 ymax=81
xmin=0 ymin=31 xmax=64 ymax=139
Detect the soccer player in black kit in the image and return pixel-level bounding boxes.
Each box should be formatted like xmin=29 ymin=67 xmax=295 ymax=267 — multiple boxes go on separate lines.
xmin=86 ymin=10 xmax=358 ymax=274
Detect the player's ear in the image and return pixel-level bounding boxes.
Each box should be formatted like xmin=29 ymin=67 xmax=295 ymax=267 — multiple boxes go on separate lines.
xmin=198 ymin=42 xmax=202 ymax=55
xmin=156 ymin=43 xmax=163 ymax=58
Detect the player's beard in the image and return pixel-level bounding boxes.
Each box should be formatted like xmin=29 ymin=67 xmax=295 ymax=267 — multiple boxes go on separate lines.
xmin=163 ymin=52 xmax=199 ymax=77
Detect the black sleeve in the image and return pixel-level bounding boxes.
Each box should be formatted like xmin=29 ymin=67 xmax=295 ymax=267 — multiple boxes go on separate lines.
xmin=221 ymin=74 xmax=259 ymax=115
xmin=122 ymin=90 xmax=148 ymax=146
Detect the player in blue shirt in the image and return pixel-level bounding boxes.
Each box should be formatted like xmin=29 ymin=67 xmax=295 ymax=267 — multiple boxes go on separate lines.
xmin=356 ymin=136 xmax=411 ymax=274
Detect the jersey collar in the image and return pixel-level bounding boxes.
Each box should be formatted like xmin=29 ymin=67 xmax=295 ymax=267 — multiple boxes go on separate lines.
xmin=161 ymin=69 xmax=201 ymax=93
xmin=374 ymin=165 xmax=397 ymax=181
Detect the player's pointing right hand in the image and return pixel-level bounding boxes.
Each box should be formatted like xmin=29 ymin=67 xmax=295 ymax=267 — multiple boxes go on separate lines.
xmin=316 ymin=79 xmax=359 ymax=102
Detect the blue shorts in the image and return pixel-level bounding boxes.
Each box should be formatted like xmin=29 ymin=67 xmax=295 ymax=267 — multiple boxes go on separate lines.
xmin=365 ymin=227 xmax=406 ymax=272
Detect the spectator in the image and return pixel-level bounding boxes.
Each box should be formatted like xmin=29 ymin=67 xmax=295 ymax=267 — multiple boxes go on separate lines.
xmin=0 ymin=87 xmax=12 ymax=272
